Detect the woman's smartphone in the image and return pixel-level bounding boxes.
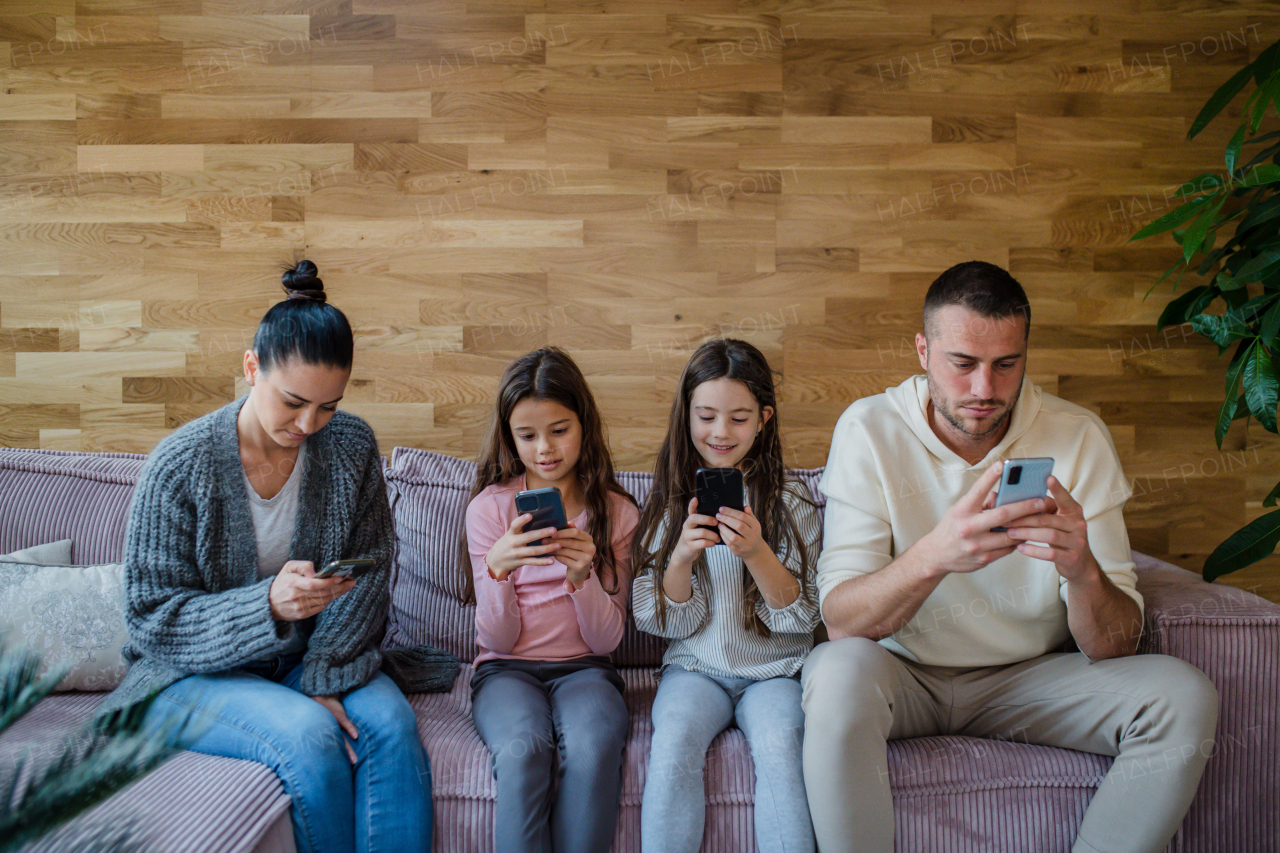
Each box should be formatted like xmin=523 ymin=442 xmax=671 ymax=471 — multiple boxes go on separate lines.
xmin=315 ymin=557 xmax=376 ymax=579
xmin=991 ymin=457 xmax=1054 ymax=532
xmin=696 ymin=467 xmax=744 ymax=525
xmin=514 ymin=487 xmax=569 ymax=547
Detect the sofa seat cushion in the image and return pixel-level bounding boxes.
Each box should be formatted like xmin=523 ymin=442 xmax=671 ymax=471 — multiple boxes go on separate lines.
xmin=2 ymin=693 xmax=294 ymax=853
xmin=416 ymin=664 xmax=1111 ymax=853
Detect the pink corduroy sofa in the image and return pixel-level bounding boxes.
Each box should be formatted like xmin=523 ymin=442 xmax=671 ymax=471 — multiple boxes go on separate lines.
xmin=1 ymin=444 xmax=1278 ymax=853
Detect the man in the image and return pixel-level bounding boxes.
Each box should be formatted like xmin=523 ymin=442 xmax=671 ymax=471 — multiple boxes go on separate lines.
xmin=803 ymin=261 xmax=1218 ymax=853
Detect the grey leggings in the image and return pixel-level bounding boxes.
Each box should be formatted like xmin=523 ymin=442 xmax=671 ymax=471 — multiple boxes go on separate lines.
xmin=641 ymin=665 xmax=815 ymax=853
xmin=470 ymin=656 xmax=628 ymax=853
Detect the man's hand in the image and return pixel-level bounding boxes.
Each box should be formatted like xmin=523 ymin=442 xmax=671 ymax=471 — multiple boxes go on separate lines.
xmin=1001 ymin=476 xmax=1095 ymax=582
xmin=919 ymin=462 xmax=1043 ymax=577
xmin=269 ymin=561 xmax=355 ymax=621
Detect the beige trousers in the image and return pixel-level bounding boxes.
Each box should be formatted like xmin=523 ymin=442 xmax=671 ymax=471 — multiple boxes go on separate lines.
xmin=801 ymin=638 xmax=1219 ymax=853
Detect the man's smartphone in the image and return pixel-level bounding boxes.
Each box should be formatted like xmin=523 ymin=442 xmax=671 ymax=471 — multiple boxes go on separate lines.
xmin=991 ymin=457 xmax=1054 ymax=532
xmin=696 ymin=467 xmax=745 ymax=527
xmin=514 ymin=487 xmax=570 ymax=547
xmin=315 ymin=557 xmax=376 ymax=579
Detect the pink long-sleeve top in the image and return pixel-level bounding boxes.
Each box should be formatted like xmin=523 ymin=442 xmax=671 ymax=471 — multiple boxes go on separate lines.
xmin=466 ymin=476 xmax=639 ymax=664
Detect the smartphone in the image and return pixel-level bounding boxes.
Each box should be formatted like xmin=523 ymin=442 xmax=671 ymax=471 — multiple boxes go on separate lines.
xmin=514 ymin=487 xmax=569 ymax=547
xmin=696 ymin=467 xmax=745 ymax=525
xmin=315 ymin=557 xmax=376 ymax=579
xmin=991 ymin=457 xmax=1054 ymax=532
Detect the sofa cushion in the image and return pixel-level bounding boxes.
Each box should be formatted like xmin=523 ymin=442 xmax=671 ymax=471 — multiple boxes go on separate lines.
xmin=0 ymin=693 xmax=294 ymax=853
xmin=415 ymin=663 xmax=1111 ymax=853
xmin=0 ymin=559 xmax=128 ymax=691
xmin=0 ymin=448 xmax=145 ymax=566
xmin=0 ymin=539 xmax=74 ymax=566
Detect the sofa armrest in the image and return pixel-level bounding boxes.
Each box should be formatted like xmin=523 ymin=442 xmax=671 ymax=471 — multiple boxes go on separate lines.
xmin=1132 ymin=553 xmax=1280 ymax=852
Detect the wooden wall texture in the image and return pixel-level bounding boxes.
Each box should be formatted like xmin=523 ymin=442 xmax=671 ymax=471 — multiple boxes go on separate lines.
xmin=1 ymin=0 xmax=1279 ymax=602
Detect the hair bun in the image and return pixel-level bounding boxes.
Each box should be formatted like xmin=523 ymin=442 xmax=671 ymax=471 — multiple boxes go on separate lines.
xmin=282 ymin=260 xmax=326 ymax=304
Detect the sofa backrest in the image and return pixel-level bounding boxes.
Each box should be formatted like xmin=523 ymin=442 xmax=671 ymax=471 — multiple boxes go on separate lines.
xmin=382 ymin=445 xmax=827 ymax=667
xmin=0 ymin=445 xmax=828 ymax=670
xmin=0 ymin=448 xmax=146 ymax=565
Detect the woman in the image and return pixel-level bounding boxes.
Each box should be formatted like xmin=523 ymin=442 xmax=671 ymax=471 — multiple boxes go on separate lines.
xmin=97 ymin=261 xmax=432 ymax=853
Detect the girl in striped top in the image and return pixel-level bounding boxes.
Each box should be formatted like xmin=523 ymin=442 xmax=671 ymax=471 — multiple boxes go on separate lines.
xmin=632 ymin=339 xmax=821 ymax=853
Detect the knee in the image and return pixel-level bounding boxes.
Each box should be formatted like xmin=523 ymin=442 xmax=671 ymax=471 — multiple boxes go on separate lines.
xmin=1141 ymin=656 xmax=1219 ymax=736
xmin=355 ymin=693 xmax=422 ymax=751
xmin=491 ymin=725 xmax=556 ymax=777
xmin=276 ymin=702 xmax=349 ymax=777
xmin=802 ymin=638 xmax=894 ymax=728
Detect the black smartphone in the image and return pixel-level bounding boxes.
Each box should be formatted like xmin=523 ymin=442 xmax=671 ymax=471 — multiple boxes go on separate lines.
xmin=514 ymin=487 xmax=570 ymax=547
xmin=695 ymin=467 xmax=744 ymax=525
xmin=991 ymin=457 xmax=1054 ymax=532
xmin=315 ymin=557 xmax=376 ymax=579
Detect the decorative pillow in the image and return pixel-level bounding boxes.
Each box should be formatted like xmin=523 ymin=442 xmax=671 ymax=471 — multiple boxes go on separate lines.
xmin=0 ymin=539 xmax=73 ymax=566
xmin=0 ymin=560 xmax=128 ymax=692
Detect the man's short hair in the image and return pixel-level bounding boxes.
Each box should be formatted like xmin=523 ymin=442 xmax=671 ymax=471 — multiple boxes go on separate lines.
xmin=923 ymin=261 xmax=1031 ymax=339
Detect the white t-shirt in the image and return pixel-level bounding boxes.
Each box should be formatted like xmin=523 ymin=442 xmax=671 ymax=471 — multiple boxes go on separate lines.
xmin=817 ymin=375 xmax=1141 ymax=667
xmin=241 ymin=441 xmax=306 ymax=581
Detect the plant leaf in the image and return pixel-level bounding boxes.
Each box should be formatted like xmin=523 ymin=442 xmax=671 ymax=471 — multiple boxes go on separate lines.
xmin=1241 ymin=162 xmax=1280 ymax=186
xmin=1156 ymin=284 xmax=1212 ymax=329
xmin=1252 ymin=39 xmax=1280 ymax=87
xmin=1237 ymin=193 xmax=1280 ymax=233
xmin=1226 ymin=125 xmax=1246 ymax=174
xmin=1243 ymin=341 xmax=1279 ymax=432
xmin=1191 ymin=313 xmax=1252 ymax=347
xmin=1234 ymin=242 xmax=1280 ymax=283
xmin=1263 ymin=480 xmax=1280 ymax=508
xmin=1189 ymin=60 xmax=1257 ymax=139
xmin=1262 ymin=300 xmax=1280 ymax=346
xmin=1128 ymin=196 xmax=1208 ymax=242
xmin=1216 ymin=342 xmax=1253 ymax=447
xmin=1173 ymin=172 xmax=1224 ymax=197
xmin=1203 ymin=509 xmax=1280 ymax=581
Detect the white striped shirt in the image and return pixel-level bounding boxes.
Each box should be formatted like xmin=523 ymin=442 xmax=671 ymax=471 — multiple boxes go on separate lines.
xmin=632 ymin=479 xmax=823 ymax=680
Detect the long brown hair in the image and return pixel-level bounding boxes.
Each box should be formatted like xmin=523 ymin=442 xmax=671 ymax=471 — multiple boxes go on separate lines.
xmin=460 ymin=347 xmax=635 ymax=603
xmin=632 ymin=339 xmax=815 ymax=636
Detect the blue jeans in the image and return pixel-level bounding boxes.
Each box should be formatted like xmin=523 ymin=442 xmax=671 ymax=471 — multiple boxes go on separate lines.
xmin=642 ymin=665 xmax=814 ymax=853
xmin=146 ymin=652 xmax=432 ymax=853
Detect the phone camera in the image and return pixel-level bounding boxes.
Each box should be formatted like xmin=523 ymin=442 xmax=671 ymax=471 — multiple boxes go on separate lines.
xmin=1007 ymin=465 xmax=1022 ymax=485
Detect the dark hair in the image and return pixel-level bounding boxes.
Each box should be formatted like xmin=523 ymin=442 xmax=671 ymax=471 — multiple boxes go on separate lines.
xmin=631 ymin=339 xmax=814 ymax=636
xmin=253 ymin=260 xmax=354 ymax=373
xmin=923 ymin=261 xmax=1031 ymax=339
xmin=460 ymin=347 xmax=636 ymax=603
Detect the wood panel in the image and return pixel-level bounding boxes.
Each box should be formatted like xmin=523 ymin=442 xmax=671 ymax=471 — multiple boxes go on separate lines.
xmin=2 ymin=2 xmax=1279 ymax=602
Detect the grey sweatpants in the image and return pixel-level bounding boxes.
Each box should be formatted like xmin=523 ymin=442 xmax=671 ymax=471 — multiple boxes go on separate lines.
xmin=471 ymin=656 xmax=628 ymax=853
xmin=801 ymin=638 xmax=1219 ymax=853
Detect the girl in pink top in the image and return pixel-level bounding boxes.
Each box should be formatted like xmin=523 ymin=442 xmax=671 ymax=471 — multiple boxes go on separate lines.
xmin=462 ymin=347 xmax=639 ymax=853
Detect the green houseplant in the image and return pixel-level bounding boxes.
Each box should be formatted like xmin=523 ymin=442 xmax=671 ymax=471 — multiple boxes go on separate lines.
xmin=0 ymin=646 xmax=183 ymax=852
xmin=1131 ymin=38 xmax=1280 ymax=582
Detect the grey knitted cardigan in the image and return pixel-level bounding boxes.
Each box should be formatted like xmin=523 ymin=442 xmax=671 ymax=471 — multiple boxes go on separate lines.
xmin=96 ymin=397 xmax=452 ymax=720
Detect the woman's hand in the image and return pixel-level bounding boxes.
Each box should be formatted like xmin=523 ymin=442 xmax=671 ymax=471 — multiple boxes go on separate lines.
xmin=554 ymin=523 xmax=597 ymax=590
xmin=269 ymin=561 xmax=355 ymax=621
xmin=670 ymin=498 xmax=721 ymax=568
xmin=485 ymin=513 xmax=560 ymax=580
xmin=312 ymin=694 xmax=359 ymax=764
xmin=715 ymin=505 xmax=765 ymax=561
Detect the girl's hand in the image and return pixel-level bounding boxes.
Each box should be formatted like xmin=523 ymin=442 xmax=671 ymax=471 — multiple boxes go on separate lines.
xmin=269 ymin=561 xmax=355 ymax=621
xmin=312 ymin=695 xmax=359 ymax=764
xmin=671 ymin=498 xmax=722 ymax=567
xmin=485 ymin=513 xmax=560 ymax=580
xmin=554 ymin=522 xmax=596 ymax=589
xmin=716 ymin=505 xmax=765 ymax=561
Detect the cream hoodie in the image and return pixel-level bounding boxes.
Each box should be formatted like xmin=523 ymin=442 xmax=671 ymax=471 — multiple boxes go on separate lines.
xmin=817 ymin=375 xmax=1140 ymax=667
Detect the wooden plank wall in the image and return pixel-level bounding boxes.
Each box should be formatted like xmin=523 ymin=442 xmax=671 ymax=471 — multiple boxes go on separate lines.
xmin=1 ymin=1 xmax=1278 ymax=602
